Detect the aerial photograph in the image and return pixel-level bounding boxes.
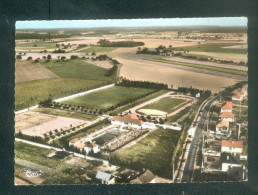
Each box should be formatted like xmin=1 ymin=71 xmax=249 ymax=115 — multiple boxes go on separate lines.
xmin=14 ymin=17 xmax=248 ymax=185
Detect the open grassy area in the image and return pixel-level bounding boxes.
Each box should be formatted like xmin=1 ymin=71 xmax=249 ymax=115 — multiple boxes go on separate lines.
xmin=148 ymin=59 xmax=247 ymax=76
xmin=42 ymin=59 xmax=116 ymax=81
xmin=174 ymin=43 xmax=247 ymax=54
xmin=109 ymin=90 xmax=169 ymax=115
xmin=113 ymin=129 xmax=181 ymax=178
xmin=15 ymin=78 xmax=108 ymax=110
xmin=165 ymin=107 xmax=191 ymax=124
xmin=15 ymin=141 xmax=62 ymax=168
xmin=137 ymin=97 xmax=187 ymax=115
xmin=16 ymin=41 xmax=59 ymax=49
xmin=79 ymin=46 xmax=117 ymax=53
xmin=34 ymin=107 xmax=97 ymax=121
xmin=62 ymin=86 xmax=153 ymax=110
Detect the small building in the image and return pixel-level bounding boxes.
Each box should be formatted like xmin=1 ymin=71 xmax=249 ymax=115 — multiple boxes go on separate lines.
xmin=216 ymin=120 xmax=230 ymax=136
xmin=221 ymin=152 xmax=241 ymax=172
xmin=74 ymin=142 xmax=85 ymax=153
xmin=187 ymin=127 xmax=196 ymax=138
xmin=232 ymin=92 xmax=243 ymax=102
xmin=130 ymin=169 xmax=156 ymax=184
xmin=111 ymin=113 xmax=144 ymax=129
xmin=221 ymin=140 xmax=243 ymax=154
xmin=218 ymin=112 xmax=235 ymax=122
xmin=69 ymin=138 xmax=80 ymax=146
xmin=221 ymin=101 xmax=233 ymax=113
xmin=84 ymin=142 xmax=99 ymax=154
xmin=96 ymin=171 xmax=115 ymax=184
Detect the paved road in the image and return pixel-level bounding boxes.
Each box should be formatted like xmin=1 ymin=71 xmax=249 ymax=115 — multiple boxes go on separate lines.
xmin=181 ymin=95 xmax=219 ymax=182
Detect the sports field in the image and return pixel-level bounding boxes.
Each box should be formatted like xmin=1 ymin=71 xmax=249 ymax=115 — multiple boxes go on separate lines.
xmin=42 ymin=59 xmax=116 ymax=81
xmin=137 ymin=97 xmax=187 ymax=115
xmin=61 ymin=86 xmax=153 ymax=110
xmin=15 ymin=78 xmax=107 ymax=110
xmin=79 ymin=46 xmax=117 ymax=53
xmin=113 ymin=129 xmax=181 ymax=178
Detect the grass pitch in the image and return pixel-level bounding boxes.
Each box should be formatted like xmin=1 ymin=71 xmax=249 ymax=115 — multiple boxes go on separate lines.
xmin=137 ymin=97 xmax=187 ymax=115
xmin=114 ymin=129 xmax=181 ymax=178
xmin=62 ymin=86 xmax=153 ymax=110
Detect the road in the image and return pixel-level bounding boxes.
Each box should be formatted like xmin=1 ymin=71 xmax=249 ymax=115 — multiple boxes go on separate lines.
xmin=181 ymin=95 xmax=219 ymax=182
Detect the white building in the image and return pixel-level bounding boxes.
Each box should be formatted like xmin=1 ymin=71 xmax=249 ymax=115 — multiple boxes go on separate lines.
xmin=69 ymin=138 xmax=80 ymax=146
xmin=84 ymin=142 xmax=100 ymax=154
xmin=221 ymin=140 xmax=243 ymax=154
xmin=187 ymin=127 xmax=196 ymax=138
xmin=111 ymin=113 xmax=144 ymax=129
xmin=96 ymin=171 xmax=115 ymax=184
xmin=130 ymin=169 xmax=156 ymax=184
xmin=232 ymin=92 xmax=243 ymax=102
xmin=221 ymin=101 xmax=233 ymax=113
xmin=218 ymin=112 xmax=235 ymax=122
xmin=221 ymin=153 xmax=241 ymax=172
xmin=216 ymin=120 xmax=231 ymax=136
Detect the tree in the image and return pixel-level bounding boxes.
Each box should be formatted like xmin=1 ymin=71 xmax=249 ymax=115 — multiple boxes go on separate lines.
xmin=16 ymin=55 xmax=22 ymax=60
xmin=42 ymin=56 xmax=46 ymax=60
xmin=34 ymin=59 xmax=39 ymax=63
xmin=169 ymin=45 xmax=172 ymax=48
xmin=44 ymin=50 xmax=47 ymax=53
xmin=27 ymin=56 xmax=32 ymax=60
xmin=61 ymin=56 xmax=66 ymax=61
xmin=47 ymin=55 xmax=52 ymax=60
xmin=92 ymin=52 xmax=96 ymax=56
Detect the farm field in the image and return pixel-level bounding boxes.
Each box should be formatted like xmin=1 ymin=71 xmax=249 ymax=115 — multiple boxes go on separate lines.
xmin=15 ymin=78 xmax=107 ymax=110
xmin=15 ymin=60 xmax=59 ymax=83
xmin=174 ymin=43 xmax=247 ymax=54
xmin=34 ymin=107 xmax=97 ymax=121
xmin=16 ymin=41 xmax=59 ymax=49
xmin=147 ymin=59 xmax=247 ymax=76
xmin=79 ymin=46 xmax=118 ymax=53
xmin=117 ymin=58 xmax=239 ymax=92
xmin=61 ymin=86 xmax=153 ymax=110
xmin=42 ymin=59 xmax=116 ymax=81
xmin=137 ymin=97 xmax=187 ymax=115
xmin=113 ymin=129 xmax=181 ymax=178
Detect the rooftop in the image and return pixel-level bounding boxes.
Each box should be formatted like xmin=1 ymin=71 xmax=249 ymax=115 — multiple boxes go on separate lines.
xmin=221 ymin=140 xmax=243 ymax=148
xmin=221 ymin=101 xmax=233 ymax=110
xmin=86 ymin=142 xmax=98 ymax=148
xmin=96 ymin=171 xmax=112 ymax=182
xmin=112 ymin=113 xmax=144 ymax=125
xmin=69 ymin=138 xmax=80 ymax=143
xmin=74 ymin=142 xmax=85 ymax=149
xmin=221 ymin=152 xmax=241 ymax=164
xmin=219 ymin=112 xmax=235 ymax=118
xmin=232 ymin=93 xmax=243 ymax=98
xmin=130 ymin=169 xmax=156 ymax=184
xmin=216 ymin=120 xmax=230 ymax=128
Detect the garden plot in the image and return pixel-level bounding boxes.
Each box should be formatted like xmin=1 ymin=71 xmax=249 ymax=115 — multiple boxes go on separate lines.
xmin=15 ymin=111 xmax=87 ymax=137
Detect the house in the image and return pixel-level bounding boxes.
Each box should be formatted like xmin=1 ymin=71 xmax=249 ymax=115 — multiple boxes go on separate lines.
xmin=221 ymin=140 xmax=243 ymax=154
xmin=96 ymin=171 xmax=115 ymax=184
xmin=84 ymin=142 xmax=99 ymax=154
xmin=232 ymin=93 xmax=243 ymax=102
xmin=111 ymin=113 xmax=144 ymax=129
xmin=130 ymin=169 xmax=156 ymax=184
xmin=218 ymin=112 xmax=235 ymax=122
xmin=221 ymin=152 xmax=241 ymax=172
xmin=216 ymin=120 xmax=231 ymax=136
xmin=221 ymin=101 xmax=233 ymax=113
xmin=69 ymin=138 xmax=80 ymax=146
xmin=74 ymin=142 xmax=85 ymax=153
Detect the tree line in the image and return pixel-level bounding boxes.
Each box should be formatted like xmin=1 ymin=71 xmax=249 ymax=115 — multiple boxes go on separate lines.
xmin=117 ymin=78 xmax=168 ymax=89
xmin=98 ymin=39 xmax=144 ymax=47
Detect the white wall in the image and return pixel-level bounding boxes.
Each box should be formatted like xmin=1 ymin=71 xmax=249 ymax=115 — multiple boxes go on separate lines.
xmin=222 ymin=163 xmax=241 ymax=172
xmin=221 ymin=146 xmax=242 ymax=154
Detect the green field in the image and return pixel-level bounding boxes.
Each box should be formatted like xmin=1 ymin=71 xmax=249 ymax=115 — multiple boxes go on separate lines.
xmin=15 ymin=78 xmax=108 ymax=110
xmin=34 ymin=107 xmax=97 ymax=121
xmin=174 ymin=43 xmax=247 ymax=54
xmin=137 ymin=97 xmax=187 ymax=115
xmin=16 ymin=41 xmax=59 ymax=49
xmin=113 ymin=129 xmax=181 ymax=178
xmin=42 ymin=59 xmax=116 ymax=81
xmin=148 ymin=59 xmax=247 ymax=76
xmin=62 ymin=86 xmax=153 ymax=110
xmin=79 ymin=46 xmax=117 ymax=53
xmin=109 ymin=90 xmax=169 ymax=115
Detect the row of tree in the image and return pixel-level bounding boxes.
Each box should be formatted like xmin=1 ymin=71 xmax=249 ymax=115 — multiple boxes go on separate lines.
xmin=98 ymin=39 xmax=144 ymax=47
xmin=117 ymin=78 xmax=168 ymax=89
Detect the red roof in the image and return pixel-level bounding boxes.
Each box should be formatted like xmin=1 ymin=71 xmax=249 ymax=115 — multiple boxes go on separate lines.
xmin=221 ymin=140 xmax=243 ymax=148
xmin=112 ymin=113 xmax=144 ymax=125
xmin=233 ymin=93 xmax=242 ymax=98
xmin=69 ymin=138 xmax=80 ymax=143
xmin=221 ymin=101 xmax=233 ymax=110
xmin=219 ymin=112 xmax=235 ymax=118
xmin=87 ymin=142 xmax=98 ymax=148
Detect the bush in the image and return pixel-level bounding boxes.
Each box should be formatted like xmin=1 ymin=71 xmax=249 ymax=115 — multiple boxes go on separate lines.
xmin=27 ymin=56 xmax=32 ymax=60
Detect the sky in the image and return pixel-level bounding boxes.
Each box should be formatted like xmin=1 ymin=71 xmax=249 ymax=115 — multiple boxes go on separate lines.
xmin=16 ymin=17 xmax=247 ymax=29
